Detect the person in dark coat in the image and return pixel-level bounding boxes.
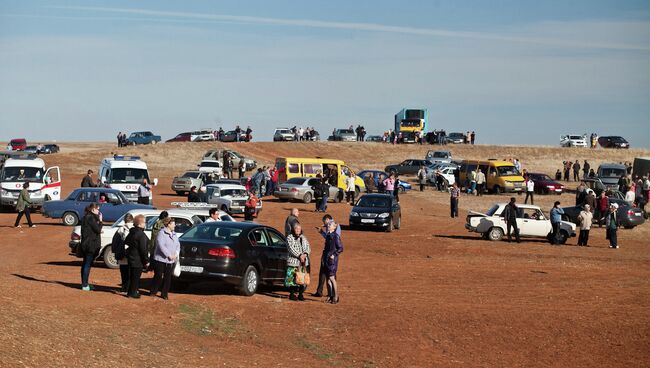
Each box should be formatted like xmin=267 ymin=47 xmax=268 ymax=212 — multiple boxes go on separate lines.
xmin=80 ymin=203 xmax=102 ymax=291
xmin=503 ymin=197 xmax=520 ymax=243
xmin=284 ymin=208 xmax=300 ymax=236
xmin=322 ymin=221 xmax=343 ymax=304
xmin=124 ymin=214 xmax=149 ymax=298
xmin=80 ymin=170 xmax=96 ymax=187
xmin=187 ymin=186 xmax=201 ymax=202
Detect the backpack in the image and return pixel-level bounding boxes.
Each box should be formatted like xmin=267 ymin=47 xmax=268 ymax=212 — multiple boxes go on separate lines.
xmin=112 ymin=230 xmax=127 ymax=261
xmin=313 ymin=185 xmax=323 ymax=197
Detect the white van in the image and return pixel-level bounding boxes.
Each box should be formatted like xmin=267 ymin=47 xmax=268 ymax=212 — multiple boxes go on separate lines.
xmin=99 ymin=155 xmax=157 ymax=203
xmin=0 ymin=155 xmax=61 ymax=208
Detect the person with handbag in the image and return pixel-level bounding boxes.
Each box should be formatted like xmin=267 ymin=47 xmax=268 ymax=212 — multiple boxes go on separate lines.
xmin=125 ymin=215 xmax=149 ymax=298
xmin=114 ymin=213 xmax=134 ymax=293
xmin=79 ymin=203 xmax=102 ymax=291
xmin=149 ymin=217 xmax=180 ymax=300
xmin=322 ymin=221 xmax=343 ymax=304
xmin=285 ymin=224 xmax=311 ymax=301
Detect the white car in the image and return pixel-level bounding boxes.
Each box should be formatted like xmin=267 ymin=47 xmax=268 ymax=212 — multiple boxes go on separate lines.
xmin=560 ymin=134 xmax=588 ymax=148
xmin=191 ymin=130 xmax=216 ymax=142
xmin=426 ymin=165 xmax=456 ymax=187
xmin=198 ymin=159 xmax=224 ymax=177
xmin=68 ymin=208 xmax=234 ymax=269
xmin=465 ymin=203 xmax=576 ymax=243
xmin=205 ymin=183 xmax=262 ymax=215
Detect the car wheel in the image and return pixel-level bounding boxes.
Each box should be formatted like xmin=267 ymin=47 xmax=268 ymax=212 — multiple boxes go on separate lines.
xmin=493 ymin=186 xmax=502 ymax=195
xmin=488 ymin=227 xmax=503 ymax=241
xmin=131 ymin=141 xmax=136 ymax=146
xmin=303 ymin=192 xmax=312 ymax=204
xmin=239 ymin=265 xmax=259 ymax=296
xmin=558 ymin=230 xmax=569 ymax=244
xmin=394 ymin=216 xmax=401 ymax=229
xmin=398 ymin=186 xmax=405 ymax=194
xmin=623 ymin=225 xmax=635 ymax=229
xmin=102 ymin=246 xmax=119 ymax=269
xmin=151 ymin=140 xmax=157 ymax=145
xmin=386 ymin=218 xmax=394 ymax=232
xmin=176 ymin=191 xmax=185 ymax=196
xmin=62 ymin=212 xmax=78 ymax=226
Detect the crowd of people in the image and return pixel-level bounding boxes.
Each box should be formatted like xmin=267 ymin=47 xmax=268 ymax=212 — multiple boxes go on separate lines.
xmin=290 ymin=126 xmax=318 ymax=141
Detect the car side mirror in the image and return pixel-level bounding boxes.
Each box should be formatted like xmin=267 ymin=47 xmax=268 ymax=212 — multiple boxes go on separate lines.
xmin=153 ymin=178 xmax=159 ymax=186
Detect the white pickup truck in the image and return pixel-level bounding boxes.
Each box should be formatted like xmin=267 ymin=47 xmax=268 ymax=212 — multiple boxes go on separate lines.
xmin=465 ymin=203 xmax=576 ymax=244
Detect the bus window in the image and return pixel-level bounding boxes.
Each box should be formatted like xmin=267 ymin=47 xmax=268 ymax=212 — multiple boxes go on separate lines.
xmin=288 ymin=163 xmax=299 ymax=174
xmin=303 ymin=163 xmax=322 ymax=175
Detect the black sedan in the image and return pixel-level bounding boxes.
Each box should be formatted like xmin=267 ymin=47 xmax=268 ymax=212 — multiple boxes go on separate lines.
xmin=175 ymin=222 xmax=288 ymax=296
xmin=349 ymin=194 xmax=401 ymax=232
xmin=384 ymin=159 xmax=433 ymax=176
xmin=561 ymin=198 xmax=645 ymax=229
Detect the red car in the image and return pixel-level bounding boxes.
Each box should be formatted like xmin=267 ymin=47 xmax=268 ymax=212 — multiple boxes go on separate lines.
xmin=527 ymin=172 xmax=564 ymax=194
xmin=9 ymin=138 xmax=27 ymax=151
xmin=166 ymin=132 xmax=192 ymax=142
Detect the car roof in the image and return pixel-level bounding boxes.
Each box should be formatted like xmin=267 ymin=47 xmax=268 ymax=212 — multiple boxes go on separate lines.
xmin=493 ymin=203 xmax=543 ymax=210
xmin=359 ymin=193 xmax=393 ymax=199
xmin=205 ymin=183 xmax=246 ymax=190
xmin=200 ymin=221 xmax=269 ymax=230
xmin=74 ymin=187 xmax=122 ymax=193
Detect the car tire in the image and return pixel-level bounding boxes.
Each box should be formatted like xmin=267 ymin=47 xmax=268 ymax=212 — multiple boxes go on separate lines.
xmin=394 ymin=216 xmax=401 ymax=229
xmin=151 ymin=140 xmax=157 ymax=145
xmin=303 ymin=192 xmax=312 ymax=204
xmin=398 ymin=186 xmax=405 ymax=194
xmin=493 ymin=186 xmax=502 ymax=195
xmin=488 ymin=227 xmax=503 ymax=241
xmin=176 ymin=191 xmax=186 ymax=196
xmin=62 ymin=212 xmax=78 ymax=226
xmin=624 ymin=225 xmax=635 ymax=229
xmin=102 ymin=246 xmax=119 ymax=269
xmin=131 ymin=141 xmax=136 ymax=146
xmin=558 ymin=230 xmax=569 ymax=244
xmin=386 ymin=218 xmax=394 ymax=232
xmin=239 ymin=265 xmax=259 ymax=296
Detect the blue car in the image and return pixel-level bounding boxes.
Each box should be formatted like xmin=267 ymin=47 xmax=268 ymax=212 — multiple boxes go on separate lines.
xmin=125 ymin=131 xmax=161 ymax=145
xmin=42 ymin=188 xmax=155 ymax=226
xmin=357 ymin=170 xmax=412 ymax=193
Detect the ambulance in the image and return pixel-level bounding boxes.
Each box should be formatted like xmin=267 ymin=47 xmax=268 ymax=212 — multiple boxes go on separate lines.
xmin=98 ymin=155 xmax=157 ymax=204
xmin=0 ymin=155 xmax=61 ymax=208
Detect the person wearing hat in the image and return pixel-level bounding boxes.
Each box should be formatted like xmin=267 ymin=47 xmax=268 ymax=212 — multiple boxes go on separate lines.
xmin=150 ymin=216 xmax=180 ymax=299
xmin=577 ymin=204 xmax=593 ymax=246
xmin=605 ymin=203 xmax=620 ymax=249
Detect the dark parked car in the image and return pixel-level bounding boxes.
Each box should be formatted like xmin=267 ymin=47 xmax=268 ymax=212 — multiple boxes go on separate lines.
xmin=167 ymin=132 xmax=192 ymax=142
xmin=222 ymin=130 xmax=248 ymax=142
xmin=366 ymin=135 xmax=383 ymax=142
xmin=357 ymin=170 xmax=412 ymax=193
xmin=598 ymin=136 xmax=629 ymax=149
xmin=561 ymin=198 xmax=645 ymax=229
xmin=582 ymin=178 xmax=625 ymax=199
xmin=445 ymin=132 xmax=465 ymax=144
xmin=42 ymin=188 xmax=154 ymax=226
xmin=42 ymin=144 xmax=60 ymax=154
xmin=175 ymin=222 xmax=288 ymax=296
xmin=527 ymin=173 xmax=564 ymax=194
xmin=349 ymin=194 xmax=401 ymax=232
xmin=384 ymin=159 xmax=433 ymax=176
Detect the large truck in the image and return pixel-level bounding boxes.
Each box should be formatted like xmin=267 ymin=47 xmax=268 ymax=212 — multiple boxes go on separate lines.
xmin=394 ymin=108 xmax=428 ymax=143
xmin=0 ymin=154 xmax=61 ymax=209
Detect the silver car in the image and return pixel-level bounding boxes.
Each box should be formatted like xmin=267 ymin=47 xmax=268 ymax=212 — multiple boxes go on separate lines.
xmin=333 ymin=129 xmax=357 ymax=142
xmin=171 ymin=170 xmax=206 ymax=195
xmin=273 ymin=128 xmax=294 ymax=141
xmin=274 ymin=177 xmax=342 ymax=204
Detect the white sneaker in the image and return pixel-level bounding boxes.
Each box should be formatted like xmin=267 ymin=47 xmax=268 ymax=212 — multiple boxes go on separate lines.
xmin=15 ymin=225 xmax=21 ymax=228
xmin=30 ymin=225 xmax=36 ymax=228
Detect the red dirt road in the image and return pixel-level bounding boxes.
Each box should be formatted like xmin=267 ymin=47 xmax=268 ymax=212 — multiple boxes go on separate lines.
xmin=0 ymin=143 xmax=649 ymax=367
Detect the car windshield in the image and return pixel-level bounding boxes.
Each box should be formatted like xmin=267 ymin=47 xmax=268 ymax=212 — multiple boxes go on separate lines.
xmin=449 ymin=133 xmax=464 ymax=138
xmin=1 ymin=166 xmax=45 ymax=182
xmin=486 ymin=205 xmax=500 ymax=216
xmin=276 ymin=129 xmax=291 ymax=134
xmin=600 ymin=168 xmax=626 ymax=178
xmin=286 ymin=178 xmax=307 ymax=185
xmin=497 ymin=166 xmax=520 ymax=176
xmin=534 ymin=174 xmax=553 ymax=181
xmin=356 ymin=197 xmax=390 ymax=208
xmin=610 ymin=137 xmax=626 ymax=142
xmin=431 ymin=152 xmax=448 ymax=158
xmin=338 ymin=130 xmax=354 ymax=134
xmin=181 ymin=224 xmax=244 ymax=242
xmin=110 ymin=168 xmax=150 ymax=184
xmin=569 ymin=135 xmax=583 ymax=140
xmin=182 ymin=172 xmax=200 ymax=178
xmin=220 ymin=189 xmax=247 ymax=197
xmin=201 ymin=161 xmax=221 ymax=168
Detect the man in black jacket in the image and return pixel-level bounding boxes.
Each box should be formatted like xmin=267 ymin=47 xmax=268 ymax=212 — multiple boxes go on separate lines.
xmin=125 ymin=215 xmax=149 ymax=298
xmin=504 ymin=197 xmax=521 ymax=243
xmin=80 ymin=170 xmax=96 ymax=187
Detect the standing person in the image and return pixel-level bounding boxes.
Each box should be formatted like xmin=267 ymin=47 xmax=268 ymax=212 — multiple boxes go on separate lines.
xmin=14 ymin=182 xmax=35 ymax=228
xmin=244 ymin=191 xmax=259 ymax=221
xmin=117 ymin=132 xmax=122 ymax=147
xmin=605 ymin=203 xmax=619 ymax=249
xmin=625 ymin=185 xmax=635 ymax=206
xmin=577 ymin=204 xmax=593 ymax=247
xmin=235 ymin=125 xmax=242 ymax=142
xmin=245 ymin=126 xmax=253 ymax=142
xmin=137 ymin=178 xmax=152 ymax=205
xmin=150 ymin=217 xmax=180 ymax=300
xmin=383 ymin=174 xmax=395 ymax=195
xmin=468 ymin=169 xmax=477 ymax=194
xmin=475 ymin=168 xmax=486 ymax=196
xmin=503 ymin=197 xmax=521 ymax=243
xmin=253 ymin=169 xmax=264 ymax=197
xmin=582 ymin=160 xmax=590 ymax=180
xmin=549 ymin=201 xmax=565 ymax=245
xmin=363 ymin=173 xmax=376 ymax=193
xmin=585 ymin=189 xmax=597 ymax=212
xmin=319 ymin=178 xmax=330 ymax=212
xmin=312 ymin=177 xmax=324 ymax=212
xmin=79 ymin=203 xmax=102 ymax=291
xmin=417 ymin=166 xmax=427 ymax=192
xmin=125 ymin=214 xmax=149 ymax=298
xmin=226 ymin=155 xmax=234 ymax=179
xmin=222 ymin=152 xmax=231 ymax=179
xmin=322 ymin=221 xmax=343 ymax=304
xmin=238 ymin=159 xmax=245 ymax=179
xmin=596 ymin=191 xmax=609 ymax=227
xmin=114 ymin=213 xmax=134 ymax=293
xmin=470 ymin=131 xmax=476 ymax=145
xmin=572 ymin=160 xmax=581 ymax=182
xmin=80 ymin=170 xmax=97 ymax=187
xmin=564 ymin=162 xmax=571 ymax=182
xmin=187 ymin=186 xmax=201 ymax=202
xmin=149 ymin=211 xmax=168 ymax=258
xmin=450 ymin=182 xmax=460 ymax=218
xmin=284 ymin=208 xmax=300 ymax=236
xmin=524 ymin=177 xmax=535 ymax=204
xmin=285 ymin=224 xmax=311 ymax=301
xmin=345 ymin=172 xmax=356 ymax=204
xmin=393 ymin=175 xmax=401 ymax=202
xmin=555 ymin=169 xmax=562 ymax=181
xmin=314 ymin=215 xmax=341 ymax=297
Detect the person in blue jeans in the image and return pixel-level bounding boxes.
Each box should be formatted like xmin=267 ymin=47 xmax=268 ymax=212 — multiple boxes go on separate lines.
xmin=549 ymin=201 xmax=565 ymax=245
xmin=80 ymin=203 xmax=102 ymax=291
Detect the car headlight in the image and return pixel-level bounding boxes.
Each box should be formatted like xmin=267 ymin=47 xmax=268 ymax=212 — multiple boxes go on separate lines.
xmin=0 ymin=189 xmax=8 ymax=196
xmin=350 ymin=211 xmax=359 ymax=217
xmin=378 ymin=213 xmax=390 ymax=218
xmin=504 ymin=181 xmax=513 ymax=186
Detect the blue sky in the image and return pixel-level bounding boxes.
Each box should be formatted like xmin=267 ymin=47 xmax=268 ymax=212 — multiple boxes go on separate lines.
xmin=1 ymin=0 xmax=649 ymax=146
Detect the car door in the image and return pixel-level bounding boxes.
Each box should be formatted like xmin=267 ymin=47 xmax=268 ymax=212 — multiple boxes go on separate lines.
xmin=100 ymin=191 xmax=124 ymax=222
xmin=75 ymin=190 xmax=98 ymax=215
xmin=247 ymin=228 xmax=276 ymax=280
xmin=266 ymin=228 xmax=289 ymax=281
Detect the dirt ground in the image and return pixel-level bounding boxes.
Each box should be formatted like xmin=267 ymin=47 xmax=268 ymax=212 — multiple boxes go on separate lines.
xmin=0 ymin=142 xmax=649 ymax=368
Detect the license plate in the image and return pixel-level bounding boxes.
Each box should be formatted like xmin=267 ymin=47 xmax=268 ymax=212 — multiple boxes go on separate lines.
xmin=180 ymin=266 xmax=203 ymax=273
xmin=361 ymin=219 xmax=375 ymax=223
xmin=635 ymin=213 xmax=642 ymax=217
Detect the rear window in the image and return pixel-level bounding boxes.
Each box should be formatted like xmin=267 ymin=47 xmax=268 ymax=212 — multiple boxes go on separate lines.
xmin=181 ymin=224 xmax=243 ymax=242
xmin=599 ymin=168 xmax=625 ymax=178
xmin=201 ymin=161 xmax=221 ymax=168
xmin=486 ymin=205 xmax=500 ymax=216
xmin=286 ymin=178 xmax=306 ymax=185
xmin=182 ymin=172 xmax=200 ymax=178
